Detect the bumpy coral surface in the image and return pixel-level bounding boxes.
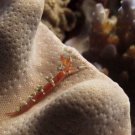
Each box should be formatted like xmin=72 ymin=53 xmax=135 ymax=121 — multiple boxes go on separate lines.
xmin=42 ymin=0 xmax=76 ymax=40
xmin=0 ymin=0 xmax=131 ymax=135
xmin=82 ymin=0 xmax=135 ymax=126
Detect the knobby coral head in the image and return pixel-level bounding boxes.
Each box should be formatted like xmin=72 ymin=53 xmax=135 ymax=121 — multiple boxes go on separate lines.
xmin=0 ymin=0 xmax=131 ymax=135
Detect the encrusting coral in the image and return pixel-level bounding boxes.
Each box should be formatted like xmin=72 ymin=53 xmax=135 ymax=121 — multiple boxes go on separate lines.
xmin=0 ymin=0 xmax=131 ymax=134
xmin=41 ymin=0 xmax=76 ymax=41
xmin=82 ymin=0 xmax=135 ymax=127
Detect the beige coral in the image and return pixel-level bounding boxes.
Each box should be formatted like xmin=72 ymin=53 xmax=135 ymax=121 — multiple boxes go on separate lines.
xmin=0 ymin=0 xmax=131 ymax=135
xmin=42 ymin=0 xmax=76 ymax=40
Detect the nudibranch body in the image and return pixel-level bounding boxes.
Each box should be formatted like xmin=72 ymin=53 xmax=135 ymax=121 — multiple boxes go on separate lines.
xmin=6 ymin=55 xmax=86 ymax=116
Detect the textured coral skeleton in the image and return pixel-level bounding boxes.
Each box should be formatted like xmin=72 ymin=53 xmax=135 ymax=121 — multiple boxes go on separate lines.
xmin=0 ymin=0 xmax=131 ymax=135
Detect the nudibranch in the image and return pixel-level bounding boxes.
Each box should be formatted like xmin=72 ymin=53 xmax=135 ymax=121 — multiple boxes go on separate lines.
xmin=6 ymin=55 xmax=86 ymax=116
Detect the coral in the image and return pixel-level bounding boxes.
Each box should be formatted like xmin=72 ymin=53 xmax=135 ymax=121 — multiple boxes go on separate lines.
xmin=117 ymin=0 xmax=135 ymax=50
xmin=65 ymin=32 xmax=90 ymax=54
xmin=0 ymin=0 xmax=131 ymax=135
xmin=123 ymin=45 xmax=135 ymax=58
xmin=65 ymin=1 xmax=119 ymax=54
xmin=93 ymin=0 xmax=121 ymax=15
xmin=42 ymin=0 xmax=76 ymax=41
xmin=89 ymin=4 xmax=119 ymax=51
xmin=82 ymin=0 xmax=135 ymax=126
xmin=65 ymin=0 xmax=119 ymax=54
xmin=83 ymin=3 xmax=119 ymax=62
xmin=65 ymin=0 xmax=96 ymax=53
xmin=64 ymin=0 xmax=85 ymax=41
